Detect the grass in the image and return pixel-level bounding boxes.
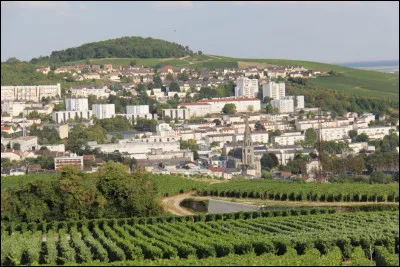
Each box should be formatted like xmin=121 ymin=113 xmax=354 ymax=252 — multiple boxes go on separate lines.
xmin=1 ymin=173 xmax=59 ymax=189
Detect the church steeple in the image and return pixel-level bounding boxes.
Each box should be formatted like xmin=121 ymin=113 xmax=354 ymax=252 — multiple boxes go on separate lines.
xmin=242 ymin=115 xmax=255 ymax=168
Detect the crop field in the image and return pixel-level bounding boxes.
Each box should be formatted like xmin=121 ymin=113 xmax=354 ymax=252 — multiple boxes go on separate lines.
xmin=199 ymin=180 xmax=399 ymax=202
xmin=1 ymin=210 xmax=398 ymax=266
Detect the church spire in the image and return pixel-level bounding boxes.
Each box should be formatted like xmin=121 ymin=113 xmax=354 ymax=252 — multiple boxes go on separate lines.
xmin=242 ymin=115 xmax=255 ymax=168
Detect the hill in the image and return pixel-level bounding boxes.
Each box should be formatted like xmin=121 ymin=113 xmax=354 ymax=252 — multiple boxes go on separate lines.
xmin=29 ymin=36 xmax=193 ymax=64
xmin=1 ymin=35 xmax=399 ymax=103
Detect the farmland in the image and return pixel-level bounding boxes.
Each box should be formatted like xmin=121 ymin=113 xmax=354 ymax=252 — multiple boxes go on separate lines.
xmin=1 ymin=210 xmax=398 ymax=266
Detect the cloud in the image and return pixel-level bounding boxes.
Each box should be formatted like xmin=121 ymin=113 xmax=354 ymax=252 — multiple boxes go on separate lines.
xmin=153 ymin=1 xmax=194 ymax=8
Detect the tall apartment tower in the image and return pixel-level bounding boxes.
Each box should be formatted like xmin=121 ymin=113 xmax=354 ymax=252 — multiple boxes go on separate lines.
xmin=262 ymin=82 xmax=285 ymax=100
xmin=235 ymin=77 xmax=259 ymax=98
xmin=92 ymin=104 xmax=115 ymax=119
xmin=65 ymin=98 xmax=89 ymax=111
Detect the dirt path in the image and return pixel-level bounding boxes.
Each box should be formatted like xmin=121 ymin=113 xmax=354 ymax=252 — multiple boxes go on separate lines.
xmin=161 ymin=191 xmax=197 ymax=216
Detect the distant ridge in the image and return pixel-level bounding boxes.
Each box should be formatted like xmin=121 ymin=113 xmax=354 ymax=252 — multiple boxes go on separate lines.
xmin=336 ymin=59 xmax=399 ymax=68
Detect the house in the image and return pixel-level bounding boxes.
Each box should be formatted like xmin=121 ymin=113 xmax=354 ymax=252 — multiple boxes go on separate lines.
xmin=35 ymin=66 xmax=51 ymax=75
xmin=84 ymin=73 xmax=101 ymax=80
xmin=312 ymin=69 xmax=329 ymax=75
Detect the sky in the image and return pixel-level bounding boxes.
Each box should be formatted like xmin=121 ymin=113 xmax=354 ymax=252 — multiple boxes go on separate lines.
xmin=1 ymin=1 xmax=399 ymax=63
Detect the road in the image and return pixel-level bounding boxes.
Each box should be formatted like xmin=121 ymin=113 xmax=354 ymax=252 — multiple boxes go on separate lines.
xmin=161 ymin=191 xmax=196 ymax=215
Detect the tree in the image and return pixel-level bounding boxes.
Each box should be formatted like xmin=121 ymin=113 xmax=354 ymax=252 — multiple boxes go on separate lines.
xmin=346 ymin=155 xmax=365 ymax=175
xmin=130 ymin=60 xmax=137 ymax=66
xmin=169 ymin=81 xmax=180 ymax=92
xmin=198 ymin=50 xmax=203 ymax=55
xmin=254 ymin=121 xmax=266 ymax=131
xmin=260 ymin=153 xmax=279 ymax=171
xmin=111 ymin=133 xmax=124 ymax=143
xmin=356 ymin=133 xmax=369 ymax=143
xmin=193 ymin=150 xmax=199 ymax=160
xmin=164 ymin=115 xmax=172 ymax=123
xmin=153 ymin=75 xmax=163 ymax=88
xmin=178 ymin=70 xmax=189 ymax=81
xmin=211 ymin=141 xmax=220 ymax=148
xmin=222 ymin=103 xmax=237 ymax=115
xmin=348 ymin=130 xmax=358 ymax=142
xmin=303 ymin=128 xmax=317 ymax=148
xmin=247 ymin=105 xmax=254 ymax=112
xmin=12 ymin=143 xmax=20 ymax=150
xmin=166 ymin=72 xmax=174 ymax=81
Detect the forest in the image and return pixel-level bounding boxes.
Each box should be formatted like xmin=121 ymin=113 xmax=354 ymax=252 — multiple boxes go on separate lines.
xmin=29 ymin=36 xmax=193 ymax=64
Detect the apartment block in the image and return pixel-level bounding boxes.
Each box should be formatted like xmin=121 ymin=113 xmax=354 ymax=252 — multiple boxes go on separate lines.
xmin=65 ymin=98 xmax=89 ymax=111
xmin=92 ymin=104 xmax=115 ymax=119
xmin=262 ymin=82 xmax=285 ymax=100
xmin=235 ymin=77 xmax=259 ymax=98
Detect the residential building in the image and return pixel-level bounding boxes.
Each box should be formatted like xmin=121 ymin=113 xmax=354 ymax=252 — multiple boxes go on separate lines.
xmin=178 ymin=103 xmax=212 ymax=117
xmin=281 ymin=95 xmax=305 ymax=109
xmin=92 ymin=104 xmax=115 ymax=119
xmin=10 ymin=136 xmax=38 ymax=151
xmin=272 ymin=132 xmax=305 ymax=146
xmin=52 ymin=110 xmax=93 ymax=123
xmin=126 ymin=105 xmax=149 ymax=115
xmin=162 ymin=108 xmax=192 ymax=120
xmin=271 ymin=99 xmax=294 ymax=113
xmin=196 ymin=97 xmax=261 ymax=113
xmin=54 ymin=153 xmax=84 ymax=171
xmin=70 ymin=86 xmax=110 ymax=98
xmin=262 ymin=82 xmax=285 ymax=100
xmin=357 ymin=126 xmax=395 ymax=139
xmin=65 ymin=98 xmax=89 ymax=111
xmin=1 ymin=84 xmax=61 ymax=101
xmin=318 ymin=126 xmax=352 ymax=141
xmin=235 ymin=77 xmax=258 ymax=98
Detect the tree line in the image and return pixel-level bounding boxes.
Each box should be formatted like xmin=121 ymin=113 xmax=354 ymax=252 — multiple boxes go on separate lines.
xmin=30 ymin=36 xmax=194 ymax=64
xmin=1 ymin=162 xmax=163 ymax=224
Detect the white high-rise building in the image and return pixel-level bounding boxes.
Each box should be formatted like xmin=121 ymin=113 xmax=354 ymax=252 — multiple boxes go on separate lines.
xmin=126 ymin=105 xmax=150 ymax=115
xmin=281 ymin=95 xmax=305 ymax=109
xmin=92 ymin=104 xmax=115 ymax=119
xmin=65 ymin=98 xmax=88 ymax=111
xmin=235 ymin=77 xmax=258 ymax=98
xmin=271 ymin=99 xmax=294 ymax=113
xmin=262 ymin=82 xmax=285 ymax=100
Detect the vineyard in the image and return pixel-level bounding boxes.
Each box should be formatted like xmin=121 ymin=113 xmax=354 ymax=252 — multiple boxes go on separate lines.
xmin=199 ymin=180 xmax=399 ymax=202
xmin=1 ymin=210 xmax=398 ymax=266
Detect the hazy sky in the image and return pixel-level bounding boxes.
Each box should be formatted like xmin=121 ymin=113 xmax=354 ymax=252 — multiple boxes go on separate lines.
xmin=1 ymin=1 xmax=399 ymax=63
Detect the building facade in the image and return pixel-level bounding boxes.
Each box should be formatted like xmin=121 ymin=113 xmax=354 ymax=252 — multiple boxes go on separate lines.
xmin=65 ymin=98 xmax=89 ymax=111
xmin=262 ymin=82 xmax=285 ymax=100
xmin=271 ymin=99 xmax=294 ymax=113
xmin=92 ymin=104 xmax=115 ymax=119
xmin=54 ymin=154 xmax=84 ymax=171
xmin=162 ymin=108 xmax=192 ymax=120
xmin=52 ymin=110 xmax=93 ymax=123
xmin=1 ymin=84 xmax=61 ymax=101
xmin=235 ymin=77 xmax=258 ymax=98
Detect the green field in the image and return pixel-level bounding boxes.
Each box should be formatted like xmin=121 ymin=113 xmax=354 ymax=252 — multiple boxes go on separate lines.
xmin=1 ymin=210 xmax=398 ymax=266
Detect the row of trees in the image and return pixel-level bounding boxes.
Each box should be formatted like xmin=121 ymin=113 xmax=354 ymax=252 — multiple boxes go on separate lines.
xmin=1 ymin=162 xmax=163 ymax=223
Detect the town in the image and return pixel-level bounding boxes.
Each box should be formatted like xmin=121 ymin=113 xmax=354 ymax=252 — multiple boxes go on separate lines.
xmin=1 ymin=62 xmax=398 ymax=181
